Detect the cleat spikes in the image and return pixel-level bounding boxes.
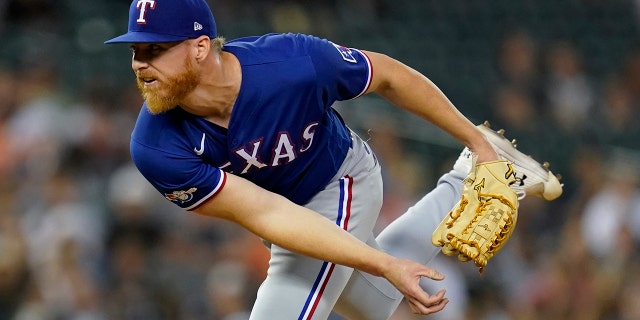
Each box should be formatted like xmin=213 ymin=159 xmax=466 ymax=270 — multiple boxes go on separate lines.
xmin=475 ymin=121 xmax=563 ymax=201
xmin=483 ymin=120 xmax=491 ymax=128
xmin=556 ymin=174 xmax=562 ymax=181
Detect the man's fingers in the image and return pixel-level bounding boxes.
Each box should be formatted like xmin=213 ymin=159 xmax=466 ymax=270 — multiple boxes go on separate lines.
xmin=385 ymin=258 xmax=449 ymax=315
xmin=418 ymin=266 xmax=445 ymax=281
xmin=422 ymin=289 xmax=446 ymax=307
xmin=406 ymin=288 xmax=448 ymax=313
xmin=406 ymin=293 xmax=449 ymax=315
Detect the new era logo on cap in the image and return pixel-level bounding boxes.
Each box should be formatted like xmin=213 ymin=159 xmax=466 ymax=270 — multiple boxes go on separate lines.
xmin=105 ymin=0 xmax=218 ymax=44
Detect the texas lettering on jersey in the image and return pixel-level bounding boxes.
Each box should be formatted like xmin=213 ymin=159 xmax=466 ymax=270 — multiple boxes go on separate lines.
xmin=220 ymin=122 xmax=318 ymax=174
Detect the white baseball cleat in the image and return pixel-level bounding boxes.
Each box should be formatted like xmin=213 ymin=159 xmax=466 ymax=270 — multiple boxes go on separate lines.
xmin=454 ymin=121 xmax=563 ymax=201
xmin=478 ymin=121 xmax=563 ymax=200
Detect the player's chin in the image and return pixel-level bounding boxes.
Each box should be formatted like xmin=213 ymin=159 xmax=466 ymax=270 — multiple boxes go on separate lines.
xmin=142 ymin=92 xmax=178 ymax=114
xmin=146 ymin=100 xmax=178 ymax=114
xmin=146 ymin=105 xmax=177 ymax=114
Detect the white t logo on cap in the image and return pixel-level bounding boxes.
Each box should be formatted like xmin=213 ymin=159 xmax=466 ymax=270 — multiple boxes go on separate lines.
xmin=136 ymin=0 xmax=156 ymax=24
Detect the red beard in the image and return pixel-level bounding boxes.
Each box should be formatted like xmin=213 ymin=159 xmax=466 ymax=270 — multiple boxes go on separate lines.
xmin=136 ymin=56 xmax=200 ymax=114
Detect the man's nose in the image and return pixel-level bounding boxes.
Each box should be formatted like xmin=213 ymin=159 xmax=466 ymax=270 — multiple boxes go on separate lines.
xmin=131 ymin=52 xmax=150 ymax=71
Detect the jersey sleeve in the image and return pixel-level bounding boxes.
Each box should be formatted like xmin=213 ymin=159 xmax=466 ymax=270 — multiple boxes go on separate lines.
xmin=130 ymin=138 xmax=226 ymax=211
xmin=303 ymin=35 xmax=373 ymax=102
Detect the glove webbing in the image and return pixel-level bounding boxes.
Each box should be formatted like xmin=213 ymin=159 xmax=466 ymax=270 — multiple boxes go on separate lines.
xmin=451 ymin=193 xmax=517 ymax=274
xmin=445 ymin=197 xmax=469 ymax=229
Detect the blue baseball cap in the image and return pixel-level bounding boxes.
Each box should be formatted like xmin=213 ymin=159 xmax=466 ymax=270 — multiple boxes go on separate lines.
xmin=105 ymin=0 xmax=217 ymax=44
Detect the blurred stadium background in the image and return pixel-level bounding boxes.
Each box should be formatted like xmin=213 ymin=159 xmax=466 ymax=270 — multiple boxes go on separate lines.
xmin=0 ymin=0 xmax=639 ymax=319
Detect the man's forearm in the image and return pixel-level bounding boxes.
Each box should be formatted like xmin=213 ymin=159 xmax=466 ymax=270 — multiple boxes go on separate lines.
xmin=193 ymin=173 xmax=392 ymax=276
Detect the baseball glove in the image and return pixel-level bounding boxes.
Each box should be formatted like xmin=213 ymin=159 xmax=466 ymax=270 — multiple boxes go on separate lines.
xmin=432 ymin=159 xmax=519 ymax=274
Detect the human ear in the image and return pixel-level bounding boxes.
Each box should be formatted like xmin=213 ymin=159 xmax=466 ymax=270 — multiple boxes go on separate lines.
xmin=194 ymin=36 xmax=211 ymax=61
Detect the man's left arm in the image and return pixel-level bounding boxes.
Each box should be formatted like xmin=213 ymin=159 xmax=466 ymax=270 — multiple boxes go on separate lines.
xmin=361 ymin=50 xmax=498 ymax=163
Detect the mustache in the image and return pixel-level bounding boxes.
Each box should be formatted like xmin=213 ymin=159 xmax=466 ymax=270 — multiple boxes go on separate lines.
xmin=135 ymin=71 xmax=158 ymax=80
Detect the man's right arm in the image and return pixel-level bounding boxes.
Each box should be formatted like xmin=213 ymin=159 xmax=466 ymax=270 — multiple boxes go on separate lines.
xmin=190 ymin=172 xmax=450 ymax=315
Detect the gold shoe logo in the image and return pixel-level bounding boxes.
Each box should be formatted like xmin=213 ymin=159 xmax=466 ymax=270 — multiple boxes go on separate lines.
xmin=505 ymin=163 xmax=516 ymax=180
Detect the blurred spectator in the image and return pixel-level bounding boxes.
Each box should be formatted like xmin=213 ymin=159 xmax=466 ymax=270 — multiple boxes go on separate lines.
xmin=19 ymin=168 xmax=107 ymax=319
xmin=542 ymin=41 xmax=596 ymax=134
xmin=4 ymin=62 xmax=68 ymax=185
xmin=491 ymin=84 xmax=540 ymax=133
xmin=489 ymin=30 xmax=553 ymax=165
xmin=580 ymin=149 xmax=640 ymax=259
xmin=494 ymin=30 xmax=543 ymax=105
xmin=590 ymin=74 xmax=640 ymax=151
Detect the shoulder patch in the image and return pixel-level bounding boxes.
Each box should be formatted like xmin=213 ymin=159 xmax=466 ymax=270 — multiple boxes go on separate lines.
xmin=331 ymin=42 xmax=357 ymax=63
xmin=165 ymin=187 xmax=198 ymax=204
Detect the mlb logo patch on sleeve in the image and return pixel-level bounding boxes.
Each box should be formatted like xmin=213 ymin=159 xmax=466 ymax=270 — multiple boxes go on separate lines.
xmin=331 ymin=42 xmax=357 ymax=63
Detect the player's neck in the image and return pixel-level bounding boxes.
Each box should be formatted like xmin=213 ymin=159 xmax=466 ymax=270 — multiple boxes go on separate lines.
xmin=179 ymin=51 xmax=241 ymax=127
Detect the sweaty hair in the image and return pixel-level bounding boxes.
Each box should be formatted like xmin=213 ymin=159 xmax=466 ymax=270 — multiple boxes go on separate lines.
xmin=211 ymin=36 xmax=226 ymax=53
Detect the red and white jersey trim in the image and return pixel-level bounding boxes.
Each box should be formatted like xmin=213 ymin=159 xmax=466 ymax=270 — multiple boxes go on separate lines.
xmin=352 ymin=49 xmax=373 ymax=99
xmin=186 ymin=171 xmax=227 ymax=211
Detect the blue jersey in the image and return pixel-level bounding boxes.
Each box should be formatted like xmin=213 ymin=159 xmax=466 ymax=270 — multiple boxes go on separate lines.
xmin=130 ymin=33 xmax=373 ymax=210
